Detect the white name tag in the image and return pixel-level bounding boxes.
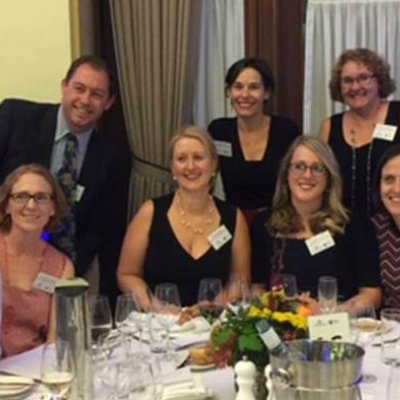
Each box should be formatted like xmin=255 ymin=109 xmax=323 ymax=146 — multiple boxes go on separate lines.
xmin=214 ymin=140 xmax=233 ymax=157
xmin=208 ymin=225 xmax=232 ymax=250
xmin=32 ymin=272 xmax=59 ymax=294
xmin=308 ymin=312 xmax=351 ymax=341
xmin=75 ymin=184 xmax=85 ymax=202
xmin=305 ymin=230 xmax=335 ymax=256
xmin=372 ymin=123 xmax=397 ymax=141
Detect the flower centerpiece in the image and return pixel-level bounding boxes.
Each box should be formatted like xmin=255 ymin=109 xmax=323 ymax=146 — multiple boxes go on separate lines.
xmin=208 ymin=290 xmax=310 ymax=371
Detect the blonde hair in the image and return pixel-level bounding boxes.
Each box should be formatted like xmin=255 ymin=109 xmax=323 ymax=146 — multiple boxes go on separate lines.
xmin=0 ymin=164 xmax=66 ymax=232
xmin=268 ymin=136 xmax=349 ymax=235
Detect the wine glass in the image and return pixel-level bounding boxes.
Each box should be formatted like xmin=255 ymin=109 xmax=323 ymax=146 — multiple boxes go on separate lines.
xmin=41 ymin=340 xmax=74 ymax=400
xmin=387 ymin=361 xmax=400 ymax=400
xmin=153 ymin=283 xmax=181 ymax=358
xmin=197 ymin=278 xmax=224 ymax=323
xmin=318 ymin=276 xmax=338 ymax=314
xmin=226 ymin=279 xmax=252 ymax=314
xmin=350 ymin=305 xmax=379 ymax=383
xmin=115 ymin=293 xmax=139 ymax=357
xmin=89 ymin=295 xmax=113 ymax=345
xmin=270 ymin=273 xmax=298 ymax=297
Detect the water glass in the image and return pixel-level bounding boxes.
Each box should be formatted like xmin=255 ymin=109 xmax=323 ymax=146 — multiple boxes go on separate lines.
xmin=318 ymin=276 xmax=337 ymax=314
xmin=226 ymin=279 xmax=252 ymax=314
xmin=380 ymin=308 xmax=400 ymax=365
xmin=270 ymin=273 xmax=298 ymax=297
xmin=89 ymin=294 xmax=113 ymax=345
xmin=387 ymin=361 xmax=400 ymax=400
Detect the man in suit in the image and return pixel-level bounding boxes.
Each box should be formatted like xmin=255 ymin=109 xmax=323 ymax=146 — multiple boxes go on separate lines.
xmin=0 ymin=55 xmax=129 ymax=306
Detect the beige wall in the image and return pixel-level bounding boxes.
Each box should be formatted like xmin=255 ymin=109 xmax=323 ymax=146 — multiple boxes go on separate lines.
xmin=0 ymin=0 xmax=71 ymax=103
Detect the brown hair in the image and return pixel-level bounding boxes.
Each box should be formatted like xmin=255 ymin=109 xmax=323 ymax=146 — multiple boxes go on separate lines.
xmin=64 ymin=54 xmax=116 ymax=98
xmin=329 ymin=48 xmax=396 ymax=102
xmin=0 ymin=164 xmax=66 ymax=232
xmin=268 ymin=136 xmax=349 ymax=235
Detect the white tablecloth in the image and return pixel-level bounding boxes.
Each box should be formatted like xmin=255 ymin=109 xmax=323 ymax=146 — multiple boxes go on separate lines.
xmin=0 ymin=343 xmax=392 ymax=399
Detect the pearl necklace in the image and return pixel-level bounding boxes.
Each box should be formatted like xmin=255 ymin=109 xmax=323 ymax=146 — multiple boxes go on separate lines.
xmin=349 ymin=129 xmax=374 ymax=214
xmin=176 ymin=192 xmax=214 ymax=235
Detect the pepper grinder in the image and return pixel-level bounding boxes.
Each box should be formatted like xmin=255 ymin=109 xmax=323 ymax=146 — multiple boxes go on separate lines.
xmin=235 ymin=357 xmax=256 ymax=400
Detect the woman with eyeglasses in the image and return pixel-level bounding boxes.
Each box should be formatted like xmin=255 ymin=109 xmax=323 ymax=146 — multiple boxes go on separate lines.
xmin=251 ymin=136 xmax=382 ymax=312
xmin=320 ymin=48 xmax=400 ymax=216
xmin=0 ymin=164 xmax=74 ymax=357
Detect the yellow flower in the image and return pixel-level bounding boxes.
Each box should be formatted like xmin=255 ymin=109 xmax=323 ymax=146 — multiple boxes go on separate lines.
xmin=271 ymin=311 xmax=308 ymax=330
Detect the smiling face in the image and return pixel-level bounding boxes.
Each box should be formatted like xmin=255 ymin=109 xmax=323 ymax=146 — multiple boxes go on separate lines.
xmin=61 ymin=63 xmax=115 ymax=133
xmin=288 ymin=145 xmax=328 ymax=211
xmin=340 ymin=61 xmax=380 ymax=111
xmin=171 ymin=137 xmax=217 ymax=193
xmin=227 ymin=68 xmax=269 ymax=119
xmin=6 ymin=173 xmax=55 ymax=234
xmin=380 ymin=155 xmax=400 ymax=224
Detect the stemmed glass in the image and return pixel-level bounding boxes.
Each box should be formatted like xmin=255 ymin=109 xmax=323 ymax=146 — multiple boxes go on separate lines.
xmin=115 ymin=293 xmax=139 ymax=357
xmin=153 ymin=283 xmax=181 ymax=359
xmin=197 ymin=278 xmax=224 ymax=323
xmin=350 ymin=305 xmax=379 ymax=383
xmin=318 ymin=276 xmax=338 ymax=314
xmin=41 ymin=340 xmax=74 ymax=400
xmin=89 ymin=295 xmax=113 ymax=345
xmin=226 ymin=279 xmax=252 ymax=314
xmin=270 ymin=273 xmax=298 ymax=297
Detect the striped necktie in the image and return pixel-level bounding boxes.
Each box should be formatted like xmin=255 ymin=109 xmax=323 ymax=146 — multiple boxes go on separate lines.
xmin=54 ymin=133 xmax=78 ymax=261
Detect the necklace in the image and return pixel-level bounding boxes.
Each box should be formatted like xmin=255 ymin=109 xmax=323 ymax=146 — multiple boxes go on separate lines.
xmin=176 ymin=192 xmax=214 ymax=235
xmin=349 ymin=129 xmax=374 ymax=214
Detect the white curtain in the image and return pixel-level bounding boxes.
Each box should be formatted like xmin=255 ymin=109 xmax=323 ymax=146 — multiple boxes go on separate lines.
xmin=193 ymin=0 xmax=245 ymax=127
xmin=304 ymin=0 xmax=400 ymax=136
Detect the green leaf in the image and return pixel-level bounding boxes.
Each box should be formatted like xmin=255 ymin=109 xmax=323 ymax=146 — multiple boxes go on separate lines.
xmin=238 ymin=333 xmax=265 ymax=352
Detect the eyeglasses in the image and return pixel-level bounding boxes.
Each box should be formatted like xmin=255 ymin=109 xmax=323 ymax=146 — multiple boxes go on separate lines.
xmin=9 ymin=191 xmax=54 ymax=205
xmin=289 ymin=161 xmax=326 ymax=176
xmin=340 ymin=73 xmax=376 ymax=88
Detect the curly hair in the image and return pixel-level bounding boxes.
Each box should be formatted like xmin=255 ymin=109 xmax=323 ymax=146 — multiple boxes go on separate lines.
xmin=0 ymin=164 xmax=66 ymax=233
xmin=268 ymin=136 xmax=349 ymax=236
xmin=329 ymin=48 xmax=396 ymax=103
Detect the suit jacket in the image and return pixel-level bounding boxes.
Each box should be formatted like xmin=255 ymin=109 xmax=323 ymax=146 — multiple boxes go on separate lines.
xmin=0 ymin=98 xmax=129 ymax=304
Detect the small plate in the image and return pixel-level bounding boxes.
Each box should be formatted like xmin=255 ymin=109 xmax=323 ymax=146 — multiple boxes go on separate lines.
xmin=0 ymin=384 xmax=33 ymax=398
xmin=190 ymin=363 xmax=216 ymax=372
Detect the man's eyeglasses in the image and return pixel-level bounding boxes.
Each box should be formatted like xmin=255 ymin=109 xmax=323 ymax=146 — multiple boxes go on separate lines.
xmin=340 ymin=73 xmax=376 ymax=88
xmin=9 ymin=191 xmax=54 ymax=205
xmin=289 ymin=161 xmax=326 ymax=176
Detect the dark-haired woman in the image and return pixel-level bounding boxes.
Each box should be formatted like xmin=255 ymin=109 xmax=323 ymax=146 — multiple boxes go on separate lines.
xmin=371 ymin=145 xmax=400 ymax=308
xmin=320 ymin=48 xmax=400 ymax=216
xmin=208 ymin=57 xmax=300 ymax=224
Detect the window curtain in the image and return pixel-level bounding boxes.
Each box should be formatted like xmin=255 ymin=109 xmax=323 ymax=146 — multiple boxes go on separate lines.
xmin=304 ymin=0 xmax=400 ymax=136
xmin=193 ymin=0 xmax=245 ymax=127
xmin=109 ymin=0 xmax=202 ymax=216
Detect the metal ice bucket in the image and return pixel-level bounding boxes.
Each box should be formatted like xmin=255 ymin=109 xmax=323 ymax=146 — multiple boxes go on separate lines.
xmin=269 ymin=340 xmax=364 ymax=400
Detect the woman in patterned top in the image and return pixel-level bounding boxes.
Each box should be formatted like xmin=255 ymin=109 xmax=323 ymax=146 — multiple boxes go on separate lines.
xmin=372 ymin=145 xmax=400 ymax=308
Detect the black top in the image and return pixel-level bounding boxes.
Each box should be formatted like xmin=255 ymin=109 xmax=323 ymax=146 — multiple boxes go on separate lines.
xmin=208 ymin=117 xmax=300 ymax=210
xmin=328 ymin=101 xmax=400 ymax=215
xmin=143 ymin=193 xmax=237 ymax=306
xmin=251 ymin=210 xmax=381 ymax=300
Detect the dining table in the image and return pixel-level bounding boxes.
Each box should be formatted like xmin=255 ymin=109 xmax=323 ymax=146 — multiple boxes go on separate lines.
xmin=0 ymin=336 xmax=395 ymax=400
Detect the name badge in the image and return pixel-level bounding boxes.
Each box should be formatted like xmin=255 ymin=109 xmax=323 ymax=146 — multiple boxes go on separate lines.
xmin=305 ymin=230 xmax=335 ymax=256
xmin=214 ymin=140 xmax=233 ymax=157
xmin=372 ymin=123 xmax=397 ymax=141
xmin=308 ymin=313 xmax=351 ymax=341
xmin=75 ymin=185 xmax=85 ymax=202
xmin=32 ymin=272 xmax=59 ymax=294
xmin=208 ymin=225 xmax=232 ymax=250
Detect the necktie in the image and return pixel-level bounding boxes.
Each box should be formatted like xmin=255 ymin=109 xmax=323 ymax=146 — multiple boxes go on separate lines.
xmin=54 ymin=133 xmax=78 ymax=262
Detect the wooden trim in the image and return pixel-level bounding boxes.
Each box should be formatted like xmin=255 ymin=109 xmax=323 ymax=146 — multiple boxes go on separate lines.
xmin=69 ymin=0 xmax=81 ymax=59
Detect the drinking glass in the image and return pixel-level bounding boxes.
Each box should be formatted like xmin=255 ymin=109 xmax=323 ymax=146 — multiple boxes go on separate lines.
xmin=380 ymin=308 xmax=400 ymax=365
xmin=41 ymin=340 xmax=74 ymax=400
xmin=226 ymin=279 xmax=252 ymax=314
xmin=89 ymin=295 xmax=113 ymax=345
xmin=197 ymin=278 xmax=224 ymax=323
xmin=350 ymin=305 xmax=379 ymax=383
xmin=387 ymin=361 xmax=400 ymax=400
xmin=318 ymin=276 xmax=338 ymax=314
xmin=153 ymin=283 xmax=181 ymax=358
xmin=270 ymin=273 xmax=298 ymax=297
xmin=115 ymin=293 xmax=139 ymax=357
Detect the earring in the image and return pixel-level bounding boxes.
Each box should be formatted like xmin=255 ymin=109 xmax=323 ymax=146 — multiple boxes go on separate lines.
xmin=172 ymin=176 xmax=177 ymax=181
